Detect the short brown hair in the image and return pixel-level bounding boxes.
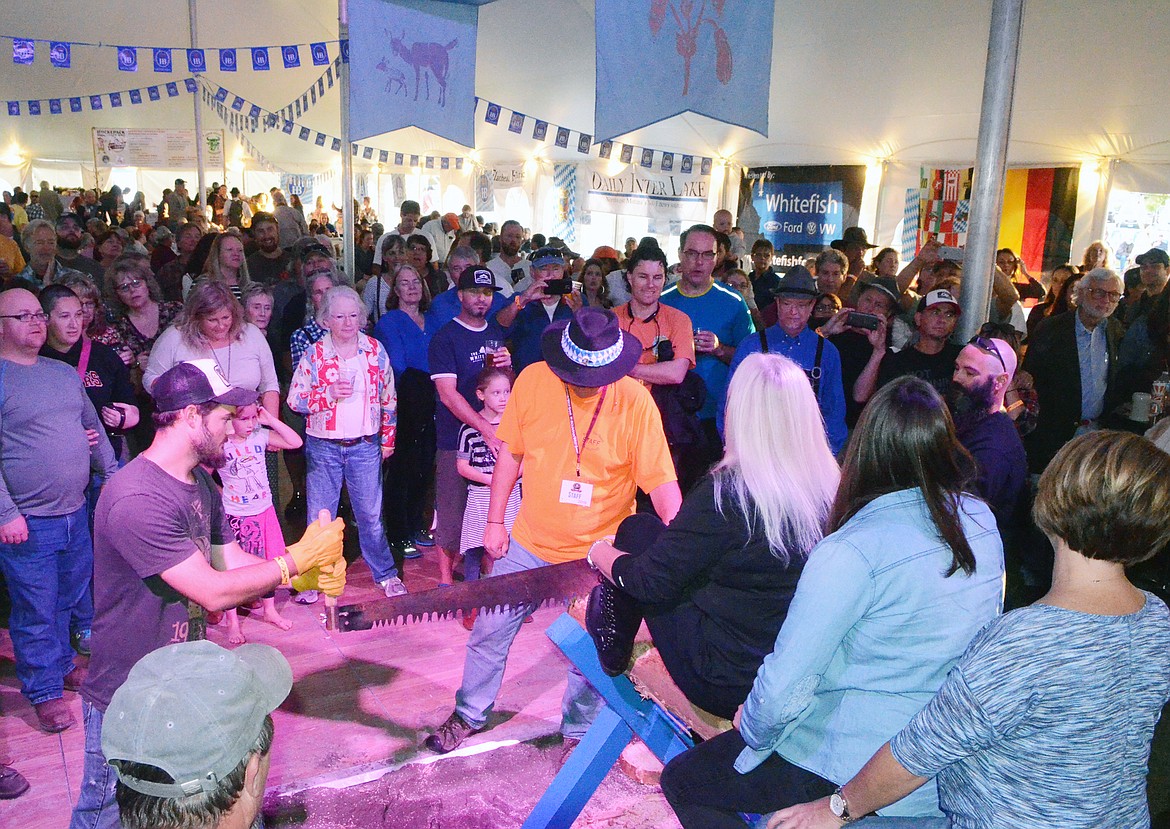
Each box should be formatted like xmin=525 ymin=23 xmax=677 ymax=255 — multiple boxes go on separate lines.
xmin=814 ymin=248 xmax=848 ymax=274
xmin=1033 ymin=431 xmax=1170 ymax=565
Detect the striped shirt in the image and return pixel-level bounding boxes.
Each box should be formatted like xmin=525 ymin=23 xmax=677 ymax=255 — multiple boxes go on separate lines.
xmin=891 ymin=593 xmax=1170 ymax=829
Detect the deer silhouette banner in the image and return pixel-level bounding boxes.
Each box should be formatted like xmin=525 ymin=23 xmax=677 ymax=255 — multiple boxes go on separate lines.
xmin=348 ymin=0 xmax=478 ymax=146
xmin=594 ymin=0 xmax=773 ymax=141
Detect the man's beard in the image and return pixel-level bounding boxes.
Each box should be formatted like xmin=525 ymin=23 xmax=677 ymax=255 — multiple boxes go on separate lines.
xmin=947 ymin=378 xmax=996 ymax=433
xmin=194 ymin=424 xmax=228 ymax=468
xmin=57 ymin=235 xmax=81 ymax=252
xmin=259 ymin=237 xmax=279 ymax=254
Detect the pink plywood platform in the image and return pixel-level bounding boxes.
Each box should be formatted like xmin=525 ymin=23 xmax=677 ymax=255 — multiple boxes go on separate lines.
xmin=0 ymin=548 xmax=680 ymax=828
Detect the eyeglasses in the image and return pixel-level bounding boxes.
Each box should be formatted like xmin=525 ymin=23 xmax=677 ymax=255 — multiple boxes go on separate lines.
xmin=115 ymin=278 xmax=143 ymax=293
xmin=0 ymin=311 xmax=49 ymax=324
xmin=968 ymin=335 xmax=1006 ymax=373
xmin=1087 ymin=287 xmax=1122 ymax=302
xmin=680 ymin=249 xmax=716 ymax=262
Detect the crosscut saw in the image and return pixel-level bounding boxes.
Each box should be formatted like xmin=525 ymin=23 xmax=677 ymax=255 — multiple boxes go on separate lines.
xmin=335 ymin=557 xmax=597 ymax=631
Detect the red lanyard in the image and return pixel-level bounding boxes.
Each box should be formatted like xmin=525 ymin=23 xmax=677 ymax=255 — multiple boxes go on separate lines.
xmin=76 ymin=336 xmax=92 ymax=381
xmin=565 ymin=384 xmax=607 ymax=478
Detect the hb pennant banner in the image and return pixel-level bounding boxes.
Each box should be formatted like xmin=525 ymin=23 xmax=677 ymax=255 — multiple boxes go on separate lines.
xmin=594 ymin=0 xmax=773 ymax=140
xmin=348 ymin=0 xmax=478 ymax=146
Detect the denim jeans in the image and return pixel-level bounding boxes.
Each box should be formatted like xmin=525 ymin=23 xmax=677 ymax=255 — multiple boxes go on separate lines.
xmin=455 ymin=539 xmax=602 ymax=739
xmin=69 ymin=701 xmax=120 ymax=829
xmin=305 ymin=435 xmax=397 ymax=584
xmin=0 ymin=506 xmax=91 ymax=704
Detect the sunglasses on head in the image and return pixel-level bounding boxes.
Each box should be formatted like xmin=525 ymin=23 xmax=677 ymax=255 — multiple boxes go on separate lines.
xmin=968 ymin=335 xmax=1006 ymax=373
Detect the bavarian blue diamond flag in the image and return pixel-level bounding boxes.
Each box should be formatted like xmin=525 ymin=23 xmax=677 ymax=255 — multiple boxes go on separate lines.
xmin=594 ymin=0 xmax=773 ymax=140
xmin=348 ymin=0 xmax=478 ymax=147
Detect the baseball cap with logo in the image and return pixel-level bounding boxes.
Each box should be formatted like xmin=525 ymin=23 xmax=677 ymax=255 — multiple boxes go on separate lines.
xmin=917 ymin=288 xmax=962 ymax=314
xmin=102 ymin=640 xmax=292 ymax=798
xmin=457 ymin=266 xmax=502 ymax=291
xmin=531 ymin=246 xmax=565 ymax=269
xmin=151 ymin=359 xmax=257 ymax=412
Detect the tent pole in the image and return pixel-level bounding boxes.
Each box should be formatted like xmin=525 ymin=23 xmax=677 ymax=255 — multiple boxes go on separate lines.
xmin=188 ymin=0 xmax=207 ymax=215
xmin=1090 ymin=157 xmax=1116 ymax=242
xmin=339 ymin=0 xmax=355 ymax=284
xmin=956 ymin=0 xmax=1026 ymax=342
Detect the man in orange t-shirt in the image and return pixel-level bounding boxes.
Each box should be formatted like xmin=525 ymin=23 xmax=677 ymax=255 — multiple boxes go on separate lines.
xmin=424 ymin=307 xmax=681 ymax=756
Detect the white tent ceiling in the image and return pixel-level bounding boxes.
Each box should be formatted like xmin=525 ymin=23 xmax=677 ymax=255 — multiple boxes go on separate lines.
xmin=2 ymin=0 xmax=1168 ymax=171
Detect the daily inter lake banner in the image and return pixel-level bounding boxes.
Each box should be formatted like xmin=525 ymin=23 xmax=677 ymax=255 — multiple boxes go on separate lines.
xmin=738 ymin=165 xmax=867 ymax=271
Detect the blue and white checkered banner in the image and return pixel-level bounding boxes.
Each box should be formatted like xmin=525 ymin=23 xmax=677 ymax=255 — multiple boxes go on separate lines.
xmin=4 ymin=78 xmax=197 ymax=118
xmin=348 ymin=0 xmax=478 ymax=146
xmin=1 ymin=34 xmax=343 ymax=74
xmin=553 ymin=163 xmax=578 ymax=244
xmin=594 ymin=0 xmax=773 ymax=140
xmin=901 ymin=187 xmax=920 ymax=264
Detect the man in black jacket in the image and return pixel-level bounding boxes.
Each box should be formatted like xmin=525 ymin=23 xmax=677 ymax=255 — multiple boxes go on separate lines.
xmin=1022 ymin=268 xmax=1124 ymax=473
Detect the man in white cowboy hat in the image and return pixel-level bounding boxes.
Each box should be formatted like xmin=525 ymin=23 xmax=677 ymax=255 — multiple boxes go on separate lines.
xmin=425 ymin=306 xmax=682 ymax=756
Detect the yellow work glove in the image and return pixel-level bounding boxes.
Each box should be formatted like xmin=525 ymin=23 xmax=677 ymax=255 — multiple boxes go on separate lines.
xmin=286 ymin=509 xmax=345 ymax=576
xmin=316 ymin=558 xmax=347 ymax=597
xmin=289 ymin=558 xmax=347 ymax=595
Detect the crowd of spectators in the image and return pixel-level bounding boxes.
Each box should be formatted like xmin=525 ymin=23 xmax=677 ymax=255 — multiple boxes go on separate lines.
xmin=1 ymin=181 xmax=1168 ymax=828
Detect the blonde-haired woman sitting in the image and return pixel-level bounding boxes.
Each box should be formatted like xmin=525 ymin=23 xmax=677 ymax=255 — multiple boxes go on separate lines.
xmin=586 ymin=352 xmax=840 ymax=718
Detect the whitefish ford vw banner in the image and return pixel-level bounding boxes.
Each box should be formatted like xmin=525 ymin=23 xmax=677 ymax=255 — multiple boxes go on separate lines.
xmin=738 ymin=165 xmax=867 ymax=270
xmin=584 ymin=161 xmax=709 ymax=222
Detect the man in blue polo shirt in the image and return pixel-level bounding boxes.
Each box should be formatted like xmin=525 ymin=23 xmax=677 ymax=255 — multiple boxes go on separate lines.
xmin=727 ymin=266 xmax=847 ymax=453
xmin=660 ymin=224 xmax=754 ymax=474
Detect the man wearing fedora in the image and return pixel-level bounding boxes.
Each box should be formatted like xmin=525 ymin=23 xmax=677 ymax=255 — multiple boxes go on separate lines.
xmin=425 ymin=307 xmax=681 ymax=756
xmin=727 ymin=267 xmax=847 ymax=453
xmin=101 ymin=640 xmax=291 ymax=829
xmin=831 ymin=226 xmax=878 ymax=287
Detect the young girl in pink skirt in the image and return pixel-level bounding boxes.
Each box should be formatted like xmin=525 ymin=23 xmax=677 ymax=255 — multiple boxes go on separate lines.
xmin=220 ymin=403 xmax=304 ymax=643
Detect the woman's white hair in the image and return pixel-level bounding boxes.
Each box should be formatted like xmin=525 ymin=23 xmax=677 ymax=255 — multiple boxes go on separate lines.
xmin=316 ymin=285 xmax=364 ymax=327
xmin=713 ymin=352 xmax=840 ymax=564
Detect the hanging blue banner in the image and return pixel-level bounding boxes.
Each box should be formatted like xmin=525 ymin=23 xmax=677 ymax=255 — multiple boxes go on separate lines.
xmin=252 ymin=48 xmax=270 ymax=71
xmin=6 ymin=102 xmax=18 ymax=116
xmin=129 ymin=89 xmax=142 ymax=104
xmin=50 ymin=42 xmax=71 ymax=68
xmin=90 ymin=95 xmax=102 ymax=111
xmin=110 ymin=92 xmax=123 ymax=107
xmin=117 ymin=47 xmax=137 ymax=72
xmin=594 ymin=0 xmax=773 ymax=140
xmin=154 ymin=48 xmax=172 ymax=72
xmin=28 ymin=100 xmax=40 ymax=115
xmin=220 ymin=49 xmax=237 ymax=71
xmin=166 ymin=82 xmax=179 ymax=97
xmin=187 ymin=49 xmax=206 ymax=73
xmin=310 ymin=42 xmax=330 ymax=65
xmin=12 ymin=39 xmax=34 ymax=65
xmin=348 ymin=0 xmax=477 ymax=146
xmin=282 ymin=45 xmax=300 ymax=69
xmin=147 ymin=86 xmax=160 ymax=101
xmin=49 ymin=99 xmax=62 ymax=114
xmin=69 ymin=97 xmax=82 ymax=112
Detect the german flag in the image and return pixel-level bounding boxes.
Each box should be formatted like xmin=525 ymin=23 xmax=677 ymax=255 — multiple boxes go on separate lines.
xmin=996 ymin=167 xmax=1080 ymax=274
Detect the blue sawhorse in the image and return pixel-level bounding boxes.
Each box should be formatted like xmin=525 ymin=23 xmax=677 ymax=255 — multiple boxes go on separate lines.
xmin=522 ymin=613 xmax=695 ymax=829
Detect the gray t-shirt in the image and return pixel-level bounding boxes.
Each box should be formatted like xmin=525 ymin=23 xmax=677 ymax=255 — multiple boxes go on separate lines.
xmin=83 ymin=458 xmax=232 ymax=710
xmin=0 ymin=357 xmax=116 ymax=524
xmin=892 ymin=594 xmax=1170 ymax=829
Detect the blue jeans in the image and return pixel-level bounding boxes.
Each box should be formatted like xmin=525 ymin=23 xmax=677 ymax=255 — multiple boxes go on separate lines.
xmin=69 ymin=702 xmax=120 ymax=829
xmin=0 ymin=506 xmax=91 ymax=704
xmin=305 ymin=435 xmax=397 ymax=584
xmin=455 ymin=539 xmax=602 ymax=739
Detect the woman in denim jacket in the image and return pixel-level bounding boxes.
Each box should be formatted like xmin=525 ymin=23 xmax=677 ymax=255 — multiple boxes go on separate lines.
xmin=661 ymin=377 xmax=1004 ymax=827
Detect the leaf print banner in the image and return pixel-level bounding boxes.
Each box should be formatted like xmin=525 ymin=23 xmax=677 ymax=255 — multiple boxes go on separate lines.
xmin=595 ymin=0 xmax=773 ymax=140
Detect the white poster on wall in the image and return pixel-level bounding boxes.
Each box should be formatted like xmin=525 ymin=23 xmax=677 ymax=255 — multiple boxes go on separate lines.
xmin=475 ymin=163 xmax=527 ymax=213
xmin=584 ymin=162 xmax=708 ymax=221
xmin=92 ymin=128 xmax=225 ymax=171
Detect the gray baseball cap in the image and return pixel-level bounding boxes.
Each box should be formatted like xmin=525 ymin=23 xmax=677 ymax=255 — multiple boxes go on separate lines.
xmin=102 ymin=640 xmax=292 ymax=798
